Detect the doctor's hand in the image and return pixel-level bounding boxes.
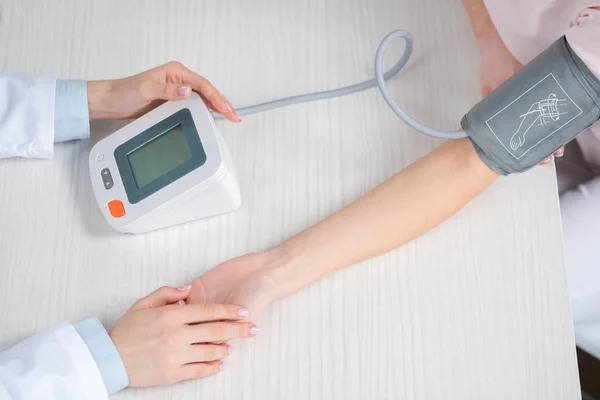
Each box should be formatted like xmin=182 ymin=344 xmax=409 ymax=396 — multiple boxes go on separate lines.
xmin=86 ymin=61 xmax=241 ymax=122
xmin=109 ymin=285 xmax=257 ymax=387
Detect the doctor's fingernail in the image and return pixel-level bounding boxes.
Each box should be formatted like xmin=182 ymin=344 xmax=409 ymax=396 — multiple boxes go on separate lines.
xmin=177 ymin=85 xmax=191 ymax=96
xmin=237 ymin=308 xmax=249 ymax=317
xmin=177 ymin=284 xmax=192 ymax=291
xmin=249 ymin=326 xmax=259 ymax=336
xmin=177 ymin=299 xmax=185 ymax=305
xmin=226 ymin=102 xmax=242 ymax=121
xmin=556 ymin=149 xmax=565 ymax=157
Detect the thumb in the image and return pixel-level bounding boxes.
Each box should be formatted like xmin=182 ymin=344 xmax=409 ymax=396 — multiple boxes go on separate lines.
xmin=145 ymin=82 xmax=192 ymax=101
xmin=131 ymin=285 xmax=192 ymax=310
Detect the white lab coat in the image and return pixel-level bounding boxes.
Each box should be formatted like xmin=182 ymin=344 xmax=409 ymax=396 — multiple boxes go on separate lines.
xmin=0 ymin=71 xmax=56 ymax=159
xmin=0 ymin=72 xmax=109 ymax=399
xmin=0 ymin=323 xmax=109 ymax=400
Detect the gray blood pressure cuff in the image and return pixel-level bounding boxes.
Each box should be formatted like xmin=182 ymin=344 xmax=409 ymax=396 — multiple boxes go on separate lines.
xmin=461 ymin=36 xmax=600 ymax=175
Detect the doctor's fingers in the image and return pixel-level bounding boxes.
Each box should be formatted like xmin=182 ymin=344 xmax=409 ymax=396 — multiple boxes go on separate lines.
xmin=175 ymin=64 xmax=241 ymax=122
xmin=174 ymin=303 xmax=249 ymax=323
xmin=180 ymin=361 xmax=223 ymax=381
xmin=141 ymin=81 xmax=193 ymax=102
xmin=183 ymin=343 xmax=231 ymax=364
xmin=184 ymin=321 xmax=258 ymax=343
xmin=131 ymin=285 xmax=192 ymax=310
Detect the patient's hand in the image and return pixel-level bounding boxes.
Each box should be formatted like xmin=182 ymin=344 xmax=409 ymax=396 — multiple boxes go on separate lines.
xmin=187 ymin=253 xmax=276 ymax=322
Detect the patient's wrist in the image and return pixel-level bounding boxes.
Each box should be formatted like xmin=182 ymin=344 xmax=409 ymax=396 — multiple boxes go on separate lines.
xmin=261 ymin=239 xmax=321 ymax=301
xmin=259 ymin=247 xmax=295 ymax=300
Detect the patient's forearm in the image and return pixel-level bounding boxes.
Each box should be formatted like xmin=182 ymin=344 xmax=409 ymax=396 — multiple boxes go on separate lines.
xmin=461 ymin=0 xmax=498 ymax=48
xmin=266 ymin=138 xmax=498 ymax=299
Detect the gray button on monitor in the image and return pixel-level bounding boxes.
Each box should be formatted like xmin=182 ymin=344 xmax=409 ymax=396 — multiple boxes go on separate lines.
xmin=101 ymin=168 xmax=114 ymax=190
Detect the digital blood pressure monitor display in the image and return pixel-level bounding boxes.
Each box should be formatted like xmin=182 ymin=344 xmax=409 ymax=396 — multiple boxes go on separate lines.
xmin=89 ymin=93 xmax=241 ymax=234
xmin=127 ymin=124 xmax=193 ymax=189
xmin=114 ymin=108 xmax=208 ymax=204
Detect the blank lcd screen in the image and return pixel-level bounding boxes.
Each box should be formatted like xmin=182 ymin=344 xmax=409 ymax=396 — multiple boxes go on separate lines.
xmin=127 ymin=124 xmax=192 ymax=189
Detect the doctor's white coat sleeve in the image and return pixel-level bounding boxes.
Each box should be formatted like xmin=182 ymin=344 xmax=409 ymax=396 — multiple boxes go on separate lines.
xmin=0 ymin=71 xmax=90 ymax=159
xmin=0 ymin=322 xmax=110 ymax=400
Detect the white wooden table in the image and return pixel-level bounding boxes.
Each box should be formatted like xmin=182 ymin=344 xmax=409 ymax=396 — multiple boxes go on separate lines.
xmin=0 ymin=0 xmax=581 ymax=399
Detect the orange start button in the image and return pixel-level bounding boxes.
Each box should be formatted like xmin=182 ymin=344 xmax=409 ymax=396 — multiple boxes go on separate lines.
xmin=108 ymin=200 xmax=126 ymax=218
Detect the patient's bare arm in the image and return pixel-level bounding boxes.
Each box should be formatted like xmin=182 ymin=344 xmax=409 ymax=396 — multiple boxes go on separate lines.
xmin=188 ymin=138 xmax=498 ymax=318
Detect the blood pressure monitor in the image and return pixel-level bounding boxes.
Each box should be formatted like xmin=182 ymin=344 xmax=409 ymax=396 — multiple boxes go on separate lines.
xmin=89 ymin=93 xmax=241 ymax=234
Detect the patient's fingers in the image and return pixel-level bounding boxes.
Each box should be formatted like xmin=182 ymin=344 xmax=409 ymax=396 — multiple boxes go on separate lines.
xmin=554 ymin=146 xmax=565 ymax=158
xmin=540 ymin=146 xmax=565 ymax=165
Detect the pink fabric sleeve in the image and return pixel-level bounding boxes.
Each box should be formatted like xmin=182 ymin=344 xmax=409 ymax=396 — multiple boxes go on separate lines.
xmin=566 ymin=3 xmax=600 ymax=169
xmin=566 ymin=3 xmax=600 ymax=80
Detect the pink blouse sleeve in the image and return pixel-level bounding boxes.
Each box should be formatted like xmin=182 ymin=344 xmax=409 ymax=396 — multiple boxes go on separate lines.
xmin=566 ymin=3 xmax=600 ymax=79
xmin=568 ymin=3 xmax=600 ymax=169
